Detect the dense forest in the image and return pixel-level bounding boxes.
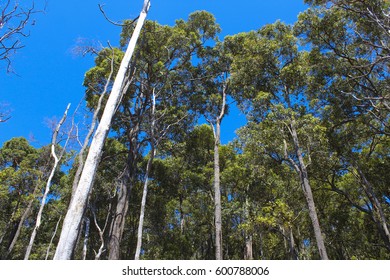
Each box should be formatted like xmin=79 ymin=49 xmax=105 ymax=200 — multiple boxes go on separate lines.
xmin=0 ymin=0 xmax=389 ymax=260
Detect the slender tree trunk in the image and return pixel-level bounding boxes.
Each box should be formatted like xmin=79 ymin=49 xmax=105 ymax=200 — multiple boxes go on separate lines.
xmin=0 ymin=206 xmax=17 ymax=247
xmin=244 ymin=195 xmax=253 ymax=260
xmin=45 ymin=216 xmax=62 ymax=260
xmin=259 ymin=231 xmax=264 ymax=260
xmin=134 ymin=88 xmax=158 ymax=260
xmin=210 ymin=83 xmax=227 ymax=260
xmin=355 ymin=166 xmax=390 ymax=250
xmin=54 ymin=0 xmax=150 ymax=260
xmin=290 ymin=119 xmax=329 ymax=260
xmin=134 ymin=148 xmax=155 ymax=260
xmin=82 ymin=217 xmax=90 ymax=260
xmin=289 ymin=228 xmax=298 ymax=260
xmin=244 ymin=235 xmax=253 ymax=260
xmin=213 ymin=119 xmax=223 ymax=260
xmin=5 ymin=199 xmax=34 ymax=259
xmin=92 ymin=202 xmax=111 ymax=260
xmin=24 ymin=104 xmax=70 ymax=260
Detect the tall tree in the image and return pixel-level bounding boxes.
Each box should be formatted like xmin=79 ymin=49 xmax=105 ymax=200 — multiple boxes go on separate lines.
xmin=226 ymin=22 xmax=329 ymax=259
xmin=296 ymin=0 xmax=390 ymax=251
xmin=54 ymin=0 xmax=151 ymax=260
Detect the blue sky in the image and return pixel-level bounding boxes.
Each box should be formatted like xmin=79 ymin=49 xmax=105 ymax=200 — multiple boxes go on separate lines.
xmin=0 ymin=0 xmax=307 ymax=147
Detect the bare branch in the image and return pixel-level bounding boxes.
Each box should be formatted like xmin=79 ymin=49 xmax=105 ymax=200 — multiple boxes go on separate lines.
xmin=0 ymin=0 xmax=44 ymax=72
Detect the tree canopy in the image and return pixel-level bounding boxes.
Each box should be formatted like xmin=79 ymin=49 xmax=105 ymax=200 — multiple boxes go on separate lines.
xmin=0 ymin=1 xmax=389 ymax=260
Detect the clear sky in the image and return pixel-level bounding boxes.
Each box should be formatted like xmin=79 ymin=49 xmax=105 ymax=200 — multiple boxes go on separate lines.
xmin=0 ymin=0 xmax=307 ymax=147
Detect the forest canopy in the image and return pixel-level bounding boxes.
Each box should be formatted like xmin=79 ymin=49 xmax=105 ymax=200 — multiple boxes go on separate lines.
xmin=0 ymin=0 xmax=389 ymax=260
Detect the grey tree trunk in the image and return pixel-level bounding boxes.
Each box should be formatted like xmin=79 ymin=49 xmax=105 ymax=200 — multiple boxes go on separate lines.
xmin=289 ymin=118 xmax=329 ymax=260
xmin=210 ymin=84 xmax=227 ymax=260
xmin=24 ymin=104 xmax=70 ymax=260
xmin=53 ymin=0 xmax=150 ymax=260
xmin=214 ymin=120 xmax=223 ymax=260
xmin=244 ymin=193 xmax=253 ymax=260
xmin=134 ymin=148 xmax=155 ymax=260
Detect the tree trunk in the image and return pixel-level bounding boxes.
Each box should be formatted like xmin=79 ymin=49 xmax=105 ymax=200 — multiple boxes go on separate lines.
xmin=108 ymin=126 xmax=140 ymax=259
xmin=134 ymin=87 xmax=158 ymax=260
xmin=53 ymin=0 xmax=150 ymax=260
xmin=82 ymin=217 xmax=90 ymax=260
xmin=108 ymin=173 xmax=130 ymax=260
xmin=45 ymin=216 xmax=62 ymax=260
xmin=355 ymin=166 xmax=390 ymax=250
xmin=213 ymin=119 xmax=223 ymax=260
xmin=5 ymin=199 xmax=34 ymax=259
xmin=24 ymin=104 xmax=70 ymax=260
xmin=289 ymin=227 xmax=298 ymax=260
xmin=290 ymin=119 xmax=329 ymax=260
xmin=210 ymin=83 xmax=227 ymax=260
xmin=134 ymin=148 xmax=155 ymax=260
xmin=244 ymin=195 xmax=253 ymax=260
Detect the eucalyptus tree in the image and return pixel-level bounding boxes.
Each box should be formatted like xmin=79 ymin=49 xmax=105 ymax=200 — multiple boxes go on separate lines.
xmin=190 ymin=36 xmax=235 ymax=260
xmin=0 ymin=137 xmax=38 ymax=258
xmin=82 ymin=11 xmax=221 ymax=259
xmin=0 ymin=137 xmax=66 ymax=259
xmin=54 ymin=0 xmax=151 ymax=260
xmin=295 ymin=0 xmax=390 ymax=251
xmin=226 ymin=22 xmax=329 ymax=259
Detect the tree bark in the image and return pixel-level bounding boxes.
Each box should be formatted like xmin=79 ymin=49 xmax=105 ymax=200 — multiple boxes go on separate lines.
xmin=108 ymin=125 xmax=140 ymax=259
xmin=108 ymin=173 xmax=130 ymax=260
xmin=53 ymin=0 xmax=150 ymax=260
xmin=214 ymin=119 xmax=223 ymax=260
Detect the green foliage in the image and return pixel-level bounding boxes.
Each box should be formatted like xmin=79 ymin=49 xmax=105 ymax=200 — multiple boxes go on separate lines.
xmin=1 ymin=6 xmax=389 ymax=260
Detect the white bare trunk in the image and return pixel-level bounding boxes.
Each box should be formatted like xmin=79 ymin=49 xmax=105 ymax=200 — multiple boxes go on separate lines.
xmin=134 ymin=149 xmax=155 ymax=260
xmin=135 ymin=90 xmax=156 ymax=260
xmin=45 ymin=216 xmax=62 ymax=260
xmin=24 ymin=104 xmax=70 ymax=260
xmin=53 ymin=1 xmax=150 ymax=260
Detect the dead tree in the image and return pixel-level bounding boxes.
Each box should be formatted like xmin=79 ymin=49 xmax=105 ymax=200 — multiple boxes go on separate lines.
xmin=0 ymin=0 xmax=42 ymax=72
xmin=53 ymin=0 xmax=151 ymax=260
